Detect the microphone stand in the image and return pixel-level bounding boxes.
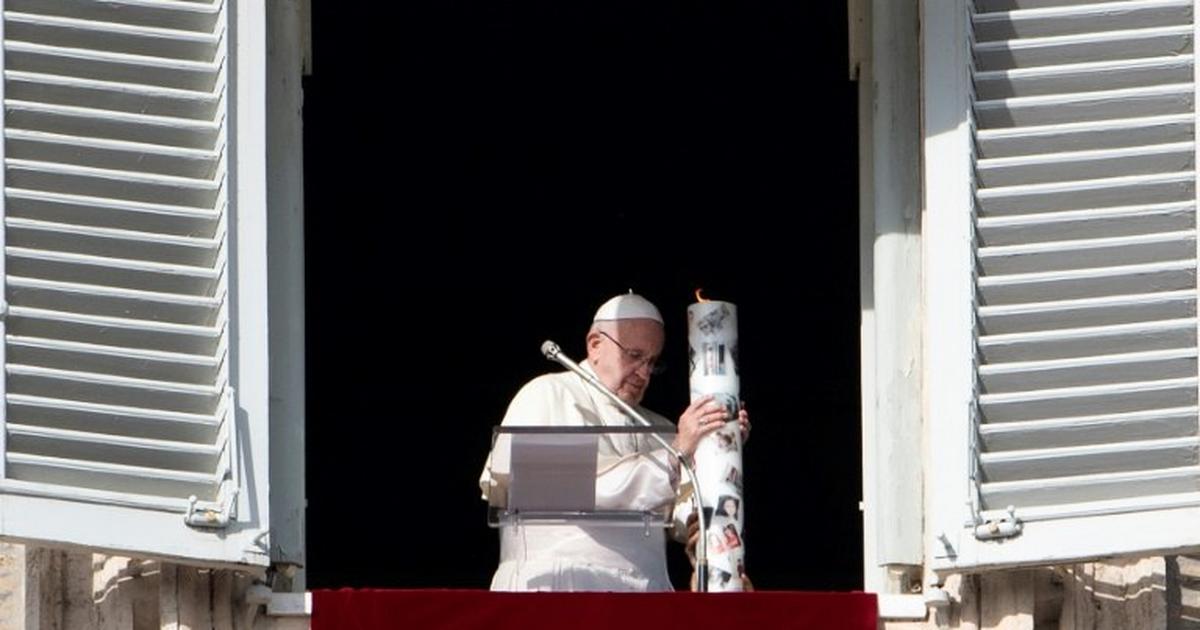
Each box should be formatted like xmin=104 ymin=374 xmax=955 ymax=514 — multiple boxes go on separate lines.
xmin=541 ymin=341 xmax=710 ymax=592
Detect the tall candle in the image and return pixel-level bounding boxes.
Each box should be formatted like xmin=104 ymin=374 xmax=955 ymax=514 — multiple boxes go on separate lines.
xmin=687 ymin=296 xmax=744 ymax=591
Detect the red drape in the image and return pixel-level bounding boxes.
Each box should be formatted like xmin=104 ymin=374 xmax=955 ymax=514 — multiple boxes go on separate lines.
xmin=312 ymin=589 xmax=878 ymax=630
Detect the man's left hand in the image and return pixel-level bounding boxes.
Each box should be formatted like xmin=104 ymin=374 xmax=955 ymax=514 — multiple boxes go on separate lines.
xmin=737 ymin=402 xmax=750 ymax=444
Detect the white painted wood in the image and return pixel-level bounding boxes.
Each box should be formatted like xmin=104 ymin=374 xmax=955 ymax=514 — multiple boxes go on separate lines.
xmin=0 ymin=478 xmax=194 ymax=512
xmin=980 ymin=436 xmax=1199 ymax=480
xmin=7 ymin=424 xmax=218 ymax=469
xmin=868 ymin=0 xmax=924 ymax=572
xmin=7 ymin=337 xmax=219 ymax=385
xmin=977 ymin=230 xmax=1194 ymax=274
xmin=977 ymin=202 xmax=1194 ymax=245
xmin=978 ymin=318 xmax=1195 ymax=362
xmin=923 ymin=0 xmax=1200 ymax=572
xmin=979 ymin=377 xmax=1196 ymax=423
xmin=978 ymin=289 xmax=1195 ymax=334
xmin=975 ymin=83 xmax=1192 ymax=128
xmin=2 ymin=495 xmax=267 ymax=567
xmin=962 ymin=505 xmax=1200 ymax=570
xmin=976 ymin=259 xmax=1195 ymax=303
xmin=0 ymin=0 xmax=271 ymax=567
xmin=973 ymin=24 xmax=1193 ymax=70
xmin=0 ymin=0 xmax=9 ymax=486
xmin=979 ymin=406 xmax=1198 ymax=450
xmin=976 ymin=143 xmax=1193 ymax=188
xmin=973 ymin=1 xmax=1193 ymax=43
xmin=985 ymin=464 xmax=1200 ymax=511
xmin=977 ymin=114 xmax=1194 ymax=157
xmin=265 ymin=0 xmax=307 ymax=576
xmin=230 ymin=0 xmax=272 ymax=562
xmin=4 ymin=188 xmax=220 ymax=229
xmin=1193 ymin=9 xmax=1200 ymax=577
xmin=979 ymin=0 xmax=1165 ymax=11
xmin=975 ymin=55 xmax=1194 ymax=100
xmin=977 ymin=171 xmax=1194 ymax=215
xmin=922 ymin=0 xmax=976 ymax=572
xmin=858 ymin=0 xmax=879 ymax=592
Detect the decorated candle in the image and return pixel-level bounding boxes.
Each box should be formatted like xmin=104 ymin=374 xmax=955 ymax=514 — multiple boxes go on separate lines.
xmin=687 ymin=292 xmax=744 ymax=591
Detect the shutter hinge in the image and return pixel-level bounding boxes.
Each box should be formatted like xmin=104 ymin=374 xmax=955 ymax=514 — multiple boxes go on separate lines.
xmin=973 ymin=505 xmax=1023 ymax=541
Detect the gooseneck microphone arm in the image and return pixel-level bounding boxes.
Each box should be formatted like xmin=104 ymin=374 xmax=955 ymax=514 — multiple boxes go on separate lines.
xmin=541 ymin=340 xmax=710 ymax=592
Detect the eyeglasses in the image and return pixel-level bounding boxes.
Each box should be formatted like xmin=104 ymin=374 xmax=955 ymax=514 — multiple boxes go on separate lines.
xmin=598 ymin=330 xmax=666 ymax=375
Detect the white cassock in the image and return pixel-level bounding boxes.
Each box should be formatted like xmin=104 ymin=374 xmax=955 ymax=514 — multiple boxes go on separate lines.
xmin=480 ymin=361 xmax=679 ymax=592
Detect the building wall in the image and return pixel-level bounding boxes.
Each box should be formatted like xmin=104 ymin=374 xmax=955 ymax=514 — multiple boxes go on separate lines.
xmin=0 ymin=544 xmax=309 ymax=630
xmin=883 ymin=555 xmax=1200 ymax=629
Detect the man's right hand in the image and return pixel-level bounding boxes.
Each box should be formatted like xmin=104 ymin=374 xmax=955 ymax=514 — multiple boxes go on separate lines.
xmin=673 ymin=395 xmax=727 ymax=458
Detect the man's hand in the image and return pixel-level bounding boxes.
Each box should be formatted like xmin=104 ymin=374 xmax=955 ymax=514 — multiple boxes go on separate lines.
xmin=674 ymin=396 xmax=727 ymax=458
xmin=737 ymin=401 xmax=751 ymax=444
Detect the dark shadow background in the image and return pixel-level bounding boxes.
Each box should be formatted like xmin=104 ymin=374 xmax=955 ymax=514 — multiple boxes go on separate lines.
xmin=303 ymin=0 xmax=861 ymax=590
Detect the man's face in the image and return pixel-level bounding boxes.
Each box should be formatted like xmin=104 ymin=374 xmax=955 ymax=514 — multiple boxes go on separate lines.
xmin=586 ymin=318 xmax=665 ymax=405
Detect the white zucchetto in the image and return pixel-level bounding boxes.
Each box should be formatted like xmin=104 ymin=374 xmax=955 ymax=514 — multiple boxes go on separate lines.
xmin=592 ymin=292 xmax=663 ymax=324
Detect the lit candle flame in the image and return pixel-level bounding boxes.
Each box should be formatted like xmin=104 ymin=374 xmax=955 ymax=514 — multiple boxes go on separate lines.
xmin=695 ymin=288 xmax=709 ymax=303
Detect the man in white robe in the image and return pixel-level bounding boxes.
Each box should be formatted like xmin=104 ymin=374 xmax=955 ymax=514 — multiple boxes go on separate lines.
xmin=479 ymin=293 xmax=738 ymax=591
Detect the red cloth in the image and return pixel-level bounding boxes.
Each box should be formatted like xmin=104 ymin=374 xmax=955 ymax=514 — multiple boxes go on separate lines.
xmin=312 ymin=589 xmax=878 ymax=630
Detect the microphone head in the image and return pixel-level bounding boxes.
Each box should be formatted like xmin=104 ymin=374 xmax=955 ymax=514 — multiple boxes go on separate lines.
xmin=541 ymin=340 xmax=561 ymax=360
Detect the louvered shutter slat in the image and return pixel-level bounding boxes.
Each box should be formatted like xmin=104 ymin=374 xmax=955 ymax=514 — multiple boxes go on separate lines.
xmin=977 ymin=203 xmax=1195 ymax=244
xmin=980 ymin=436 xmax=1200 ymax=480
xmin=977 ymin=56 xmax=1194 ymax=99
xmin=974 ymin=25 xmax=1193 ymax=68
xmin=8 ymin=423 xmax=218 ymax=470
xmin=4 ymin=191 xmax=219 ymax=237
xmin=8 ymin=452 xmax=218 ymax=497
xmin=975 ymin=1 xmax=1193 ymax=39
xmin=979 ymin=347 xmax=1197 ymax=390
xmin=9 ymin=393 xmax=218 ymax=442
xmin=981 ymin=466 xmax=1200 ymax=507
xmin=979 ymin=116 xmax=1195 ymax=157
xmin=7 ymin=279 xmax=221 ymax=325
xmin=979 ymin=406 xmax=1200 ymax=449
xmin=8 ymin=343 xmax=217 ymax=385
xmin=4 ymin=0 xmax=222 ymax=33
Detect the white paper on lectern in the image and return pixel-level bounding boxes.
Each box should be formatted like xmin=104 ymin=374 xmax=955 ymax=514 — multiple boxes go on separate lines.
xmin=507 ymin=434 xmax=598 ymax=512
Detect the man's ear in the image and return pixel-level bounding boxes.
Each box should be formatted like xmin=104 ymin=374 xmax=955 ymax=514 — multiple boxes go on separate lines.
xmin=585 ymin=330 xmax=602 ymax=359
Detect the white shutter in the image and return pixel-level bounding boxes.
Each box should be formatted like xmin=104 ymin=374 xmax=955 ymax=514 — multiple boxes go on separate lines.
xmin=0 ymin=0 xmax=271 ymax=566
xmin=925 ymin=0 xmax=1200 ymax=571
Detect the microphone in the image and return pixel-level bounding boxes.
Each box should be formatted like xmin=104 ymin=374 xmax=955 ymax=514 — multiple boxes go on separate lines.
xmin=540 ymin=339 xmax=711 ymax=592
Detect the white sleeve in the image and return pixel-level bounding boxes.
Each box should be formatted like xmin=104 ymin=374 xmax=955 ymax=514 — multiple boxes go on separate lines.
xmin=479 ymin=378 xmax=561 ymax=502
xmin=595 ymin=448 xmax=678 ymax=512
